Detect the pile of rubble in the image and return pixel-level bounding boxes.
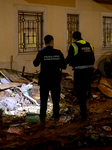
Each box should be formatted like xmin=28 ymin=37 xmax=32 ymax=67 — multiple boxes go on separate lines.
xmin=0 ymin=69 xmax=40 ymax=117
xmin=0 ymin=69 xmax=75 ymax=124
xmin=1 ymin=68 xmax=112 ymax=149
xmin=0 ymin=68 xmax=112 ymax=124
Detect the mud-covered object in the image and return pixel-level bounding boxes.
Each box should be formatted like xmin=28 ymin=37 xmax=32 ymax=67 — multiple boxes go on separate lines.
xmin=104 ymin=54 xmax=112 ymax=77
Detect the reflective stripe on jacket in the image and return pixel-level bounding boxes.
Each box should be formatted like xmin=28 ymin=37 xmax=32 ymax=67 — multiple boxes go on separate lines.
xmin=72 ymin=40 xmax=94 ymax=56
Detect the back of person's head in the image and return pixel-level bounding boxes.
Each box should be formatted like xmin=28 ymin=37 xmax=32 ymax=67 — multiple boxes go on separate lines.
xmin=72 ymin=31 xmax=82 ymax=40
xmin=44 ymin=35 xmax=54 ymax=44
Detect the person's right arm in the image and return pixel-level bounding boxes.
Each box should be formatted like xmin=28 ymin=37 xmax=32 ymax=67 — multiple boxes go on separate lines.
xmin=33 ymin=51 xmax=42 ymax=67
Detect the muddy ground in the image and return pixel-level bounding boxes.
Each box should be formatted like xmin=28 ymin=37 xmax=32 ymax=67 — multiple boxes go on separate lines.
xmin=1 ymin=70 xmax=112 ymax=149
xmin=1 ymin=87 xmax=112 ymax=150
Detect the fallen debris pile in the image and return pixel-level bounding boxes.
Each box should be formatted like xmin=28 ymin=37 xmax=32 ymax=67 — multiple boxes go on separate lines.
xmin=0 ymin=69 xmax=41 ymax=117
xmin=0 ymin=68 xmax=111 ymax=122
xmin=1 ymin=68 xmax=112 ymax=149
xmin=0 ymin=68 xmax=75 ymax=123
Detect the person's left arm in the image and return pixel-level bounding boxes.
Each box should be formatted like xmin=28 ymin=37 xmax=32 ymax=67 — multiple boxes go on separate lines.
xmin=60 ymin=52 xmax=66 ymax=69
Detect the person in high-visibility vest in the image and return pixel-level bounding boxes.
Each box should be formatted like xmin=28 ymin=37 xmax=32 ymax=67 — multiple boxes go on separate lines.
xmin=66 ymin=31 xmax=95 ymax=119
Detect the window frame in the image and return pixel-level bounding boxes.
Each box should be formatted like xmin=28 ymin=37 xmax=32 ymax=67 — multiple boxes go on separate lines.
xmin=64 ymin=9 xmax=81 ymax=56
xmin=14 ymin=5 xmax=47 ymax=60
xmin=18 ymin=11 xmax=43 ymax=53
xmin=101 ymin=12 xmax=112 ymax=53
xmin=67 ymin=14 xmax=79 ymax=51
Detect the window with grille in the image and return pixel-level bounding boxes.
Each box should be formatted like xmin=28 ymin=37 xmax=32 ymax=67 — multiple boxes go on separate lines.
xmin=18 ymin=12 xmax=43 ymax=53
xmin=67 ymin=14 xmax=79 ymax=50
xmin=103 ymin=16 xmax=112 ymax=49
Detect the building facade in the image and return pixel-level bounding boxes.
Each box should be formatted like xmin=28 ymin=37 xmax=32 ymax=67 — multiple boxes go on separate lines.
xmin=0 ymin=0 xmax=112 ymax=74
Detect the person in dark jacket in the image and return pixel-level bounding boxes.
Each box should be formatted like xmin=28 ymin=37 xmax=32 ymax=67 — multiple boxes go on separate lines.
xmin=33 ymin=35 xmax=66 ymax=126
xmin=66 ymin=31 xmax=95 ymax=119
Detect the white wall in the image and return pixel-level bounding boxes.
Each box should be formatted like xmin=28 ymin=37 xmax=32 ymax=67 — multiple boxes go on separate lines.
xmin=0 ymin=0 xmax=112 ymax=75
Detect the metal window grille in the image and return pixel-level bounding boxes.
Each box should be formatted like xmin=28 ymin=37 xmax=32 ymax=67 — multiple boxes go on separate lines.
xmin=18 ymin=12 xmax=43 ymax=53
xmin=67 ymin=14 xmax=79 ymax=51
xmin=103 ymin=16 xmax=112 ymax=48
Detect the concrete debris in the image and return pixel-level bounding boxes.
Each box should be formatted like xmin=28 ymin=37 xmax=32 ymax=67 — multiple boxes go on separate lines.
xmin=102 ymin=126 xmax=111 ymax=132
xmin=92 ymin=95 xmax=98 ymax=98
xmin=0 ymin=69 xmax=75 ymax=121
xmin=1 ymin=68 xmax=112 ymax=149
xmin=0 ymin=68 xmax=112 ymax=125
xmin=7 ymin=126 xmax=24 ymax=134
xmin=0 ymin=69 xmax=41 ymax=117
xmin=59 ymin=115 xmax=71 ymax=123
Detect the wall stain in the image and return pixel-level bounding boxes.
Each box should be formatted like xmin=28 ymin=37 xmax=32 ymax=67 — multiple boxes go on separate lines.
xmin=24 ymin=0 xmax=76 ymax=7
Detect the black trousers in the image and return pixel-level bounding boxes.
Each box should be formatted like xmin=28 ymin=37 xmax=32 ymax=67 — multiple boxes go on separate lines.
xmin=74 ymin=68 xmax=94 ymax=116
xmin=40 ymin=81 xmax=60 ymax=120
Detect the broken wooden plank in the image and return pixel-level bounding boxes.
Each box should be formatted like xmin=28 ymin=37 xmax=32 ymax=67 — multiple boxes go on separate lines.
xmin=0 ymin=71 xmax=11 ymax=82
xmin=0 ymin=69 xmax=29 ymax=82
xmin=10 ymin=78 xmax=30 ymax=83
xmin=0 ymin=83 xmax=22 ymax=90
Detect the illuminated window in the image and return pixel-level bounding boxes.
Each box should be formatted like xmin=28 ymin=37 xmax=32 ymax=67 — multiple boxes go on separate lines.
xmin=67 ymin=14 xmax=79 ymax=50
xmin=18 ymin=12 xmax=43 ymax=53
xmin=103 ymin=17 xmax=112 ymax=49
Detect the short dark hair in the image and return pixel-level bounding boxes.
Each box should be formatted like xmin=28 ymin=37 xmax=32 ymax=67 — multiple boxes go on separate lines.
xmin=44 ymin=35 xmax=54 ymax=44
xmin=72 ymin=31 xmax=82 ymax=40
